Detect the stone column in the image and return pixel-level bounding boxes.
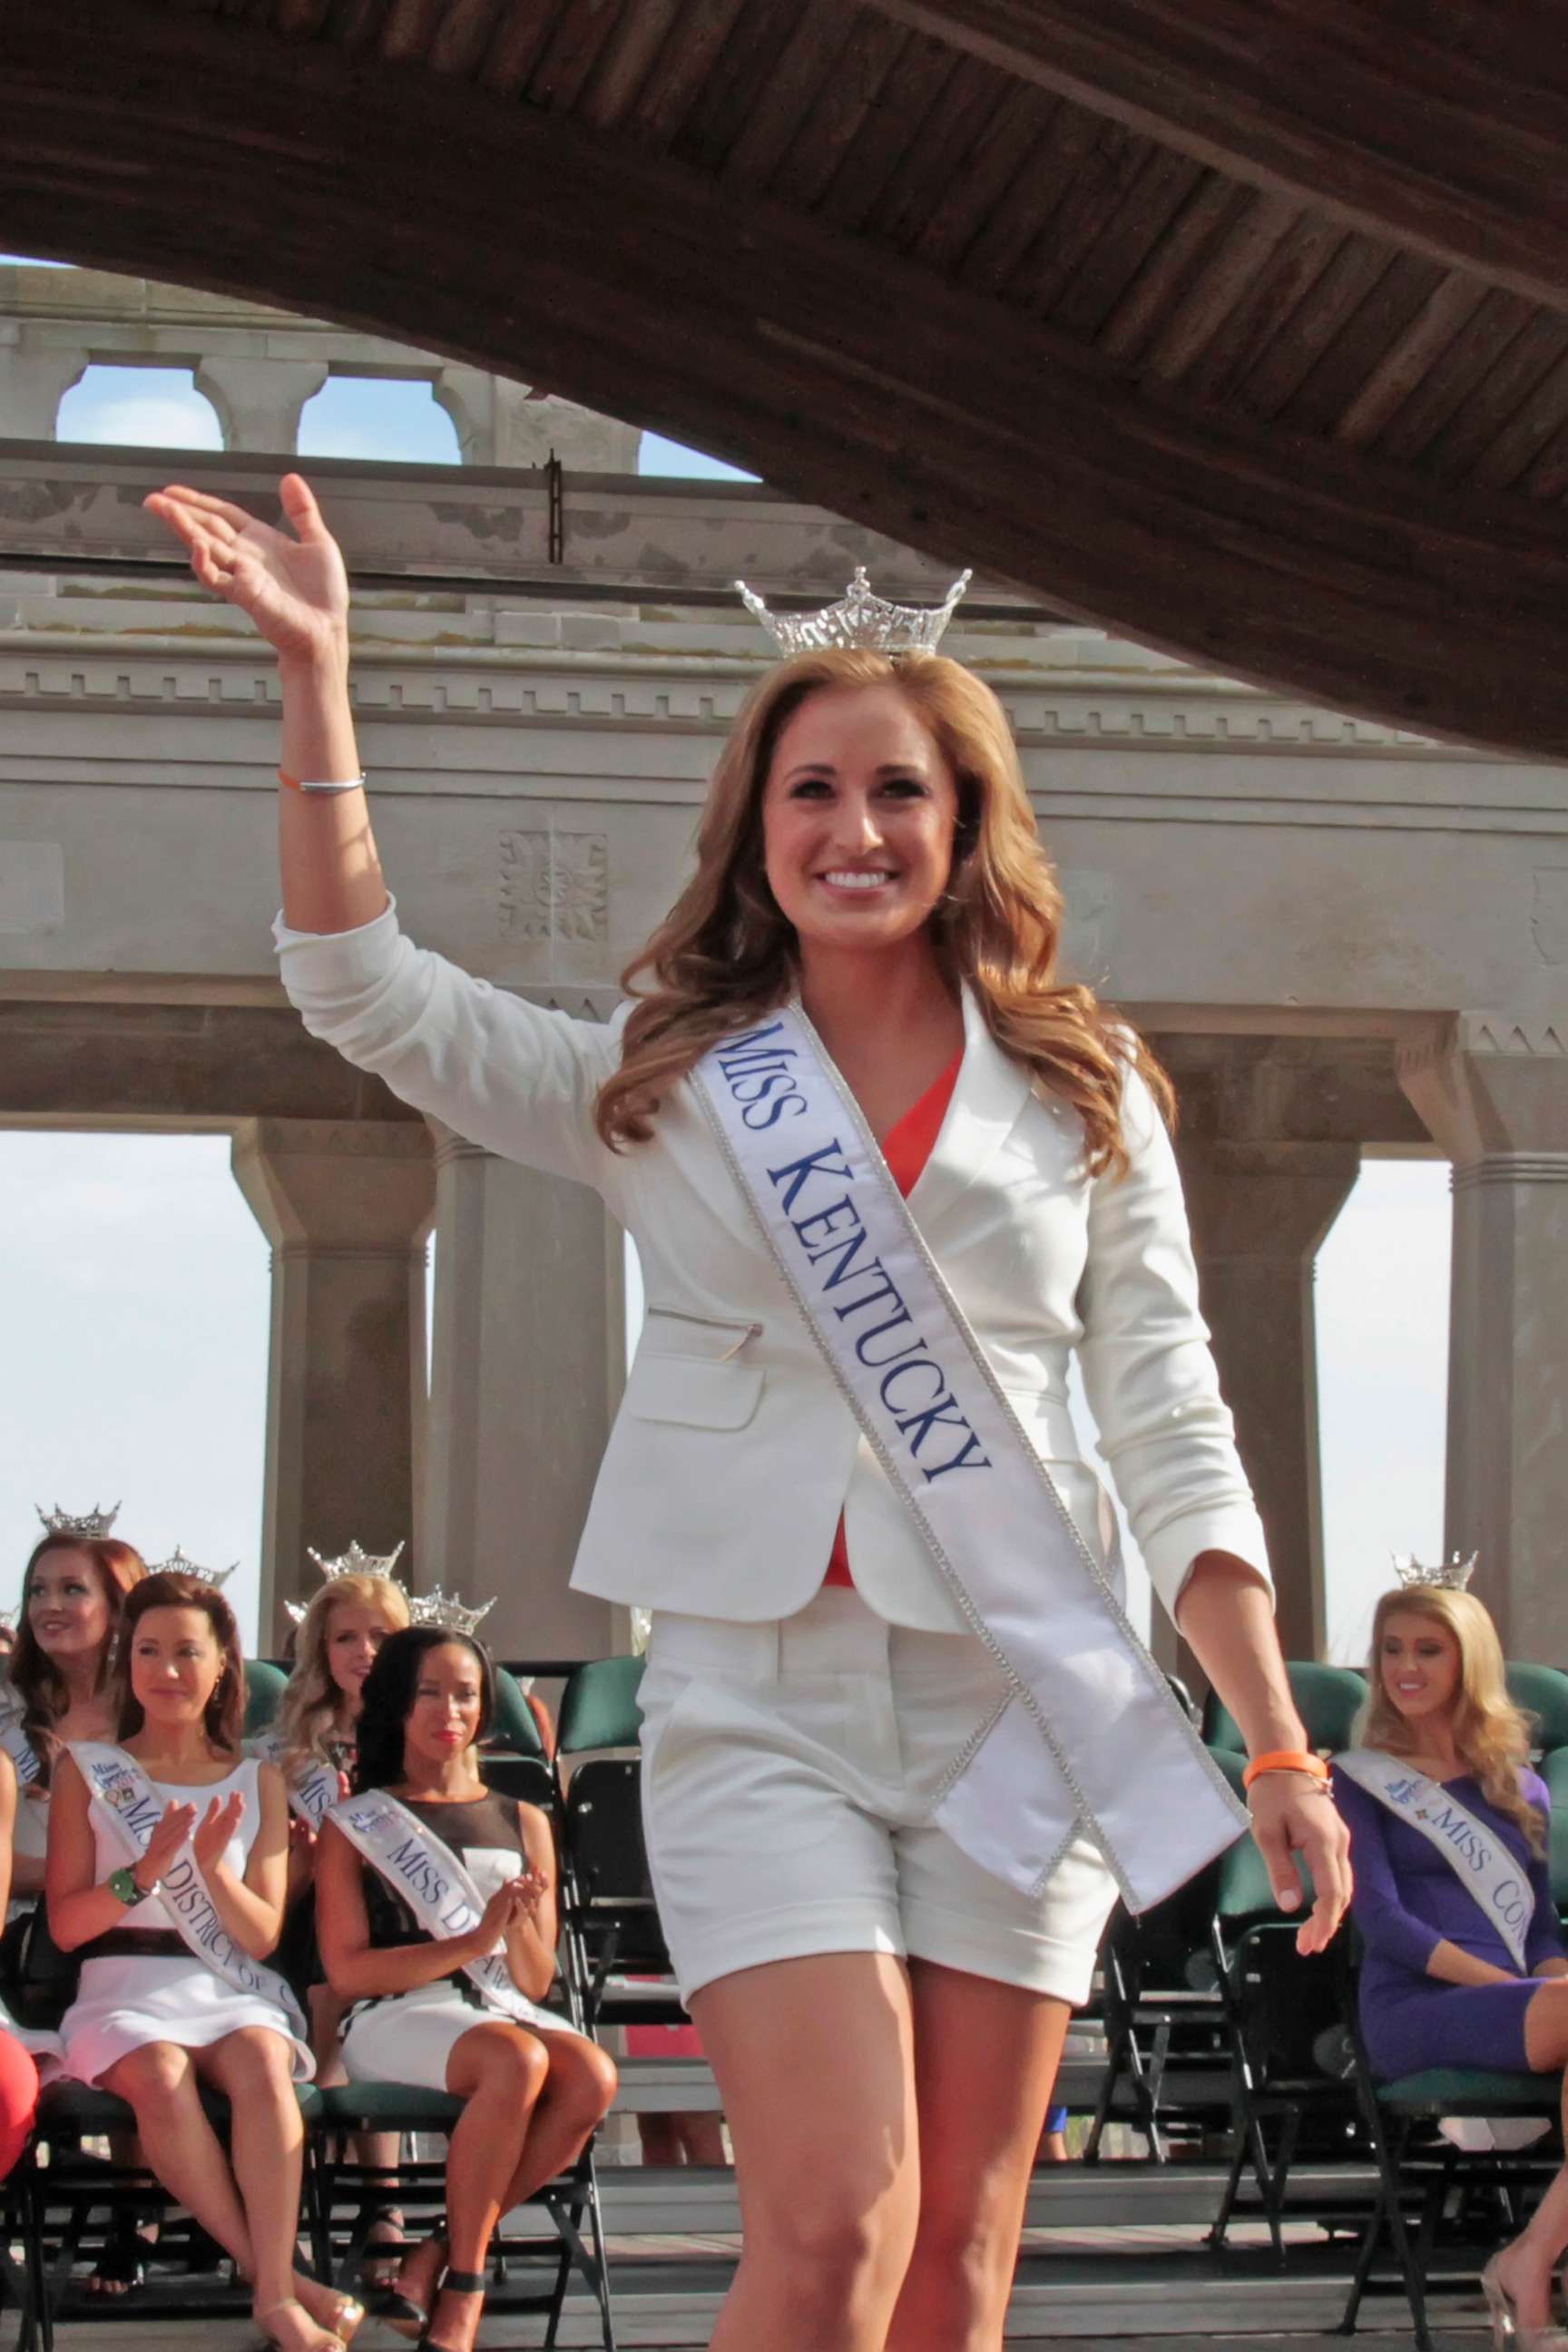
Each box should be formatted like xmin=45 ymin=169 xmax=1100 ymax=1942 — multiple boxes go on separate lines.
xmin=1171 ymin=1137 xmax=1361 ymax=1662
xmin=0 ymin=339 xmax=87 ymax=437
xmin=1399 ymin=1014 xmax=1568 ymax=1661
xmin=193 ymin=356 xmax=329 ymax=454
xmin=231 ymin=1119 xmax=434 ymax=1643
xmin=423 ymin=1125 xmax=626 ymax=1661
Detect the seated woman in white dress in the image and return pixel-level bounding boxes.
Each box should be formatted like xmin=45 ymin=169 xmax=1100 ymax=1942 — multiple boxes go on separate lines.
xmin=46 ymin=1567 xmax=364 ymax=2352
xmin=314 ymin=1624 xmax=617 ymax=2352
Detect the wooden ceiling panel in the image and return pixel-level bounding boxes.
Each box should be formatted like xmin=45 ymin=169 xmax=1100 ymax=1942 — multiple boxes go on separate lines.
xmin=479 ymin=0 xmax=573 ymax=95
xmin=1230 ymin=238 xmax=1397 ymax=419
xmin=1041 ymin=144 xmax=1203 ymax=341
xmin=1419 ymin=312 xmax=1568 ymax=481
xmin=763 ymin=16 xmax=910 ymax=210
xmin=1177 ymin=212 xmax=1348 ymax=409
xmin=722 ymin=0 xmax=862 ymax=187
xmin=814 ymin=30 xmax=959 ymax=230
xmin=8 ymin=0 xmax=1568 ymax=757
xmin=1139 ymin=191 xmax=1301 ymax=384
xmin=1334 ymin=274 xmax=1495 ymax=451
xmin=1006 ymin=115 xmax=1153 ymax=317
xmin=526 ymin=0 xmax=634 ymax=116
xmin=956 ymin=98 xmax=1099 ymax=296
xmin=426 ymin=0 xmax=511 ymax=77
xmin=671 ymin=0 xmax=804 ymax=173
xmin=909 ymin=82 xmax=1054 ymax=272
xmin=1096 ymin=178 xmax=1250 ymax=366
xmin=1469 ymin=343 xmax=1568 ymax=490
xmin=574 ymin=0 xmax=684 ymax=128
xmin=1274 ymin=252 xmax=1443 ymax=440
xmin=625 ymin=0 xmax=750 ymax=142
xmin=858 ymin=53 xmax=1006 ymax=248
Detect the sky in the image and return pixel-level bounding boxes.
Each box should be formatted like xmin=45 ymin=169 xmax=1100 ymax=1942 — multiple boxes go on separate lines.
xmin=0 ymin=264 xmax=1449 ymax=1657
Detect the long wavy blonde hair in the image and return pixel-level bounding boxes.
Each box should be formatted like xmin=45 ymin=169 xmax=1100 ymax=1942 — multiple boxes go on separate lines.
xmin=276 ymin=1572 xmax=410 ymax=1780
xmin=594 ymin=649 xmax=1171 ymax=1175
xmin=1358 ymin=1585 xmax=1545 ymax=1854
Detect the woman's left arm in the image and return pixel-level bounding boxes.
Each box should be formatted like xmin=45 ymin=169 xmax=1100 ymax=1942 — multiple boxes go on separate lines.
xmin=1076 ymin=1063 xmax=1350 ymax=1953
xmin=502 ymin=1804 xmax=561 ymax=2004
xmin=203 ymin=1763 xmax=290 ymax=1959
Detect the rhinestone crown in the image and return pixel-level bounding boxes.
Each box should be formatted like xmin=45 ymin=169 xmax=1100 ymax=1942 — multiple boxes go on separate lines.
xmin=149 ymin=1544 xmax=238 ymax=1590
xmin=735 ymin=565 xmax=972 ymax=658
xmin=1392 ymin=1551 xmax=1477 ymax=1592
xmin=408 ymin=1587 xmax=495 ymax=1639
xmin=37 ymin=1502 xmax=119 ymax=1540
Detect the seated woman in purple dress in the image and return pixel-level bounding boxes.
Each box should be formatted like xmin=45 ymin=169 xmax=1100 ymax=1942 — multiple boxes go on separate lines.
xmin=1332 ymin=1581 xmax=1568 ymax=2348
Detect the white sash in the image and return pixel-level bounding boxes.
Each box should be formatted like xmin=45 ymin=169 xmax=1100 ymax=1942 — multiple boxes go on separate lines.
xmin=328 ymin=1789 xmax=573 ymax=2037
xmin=248 ymin=1731 xmax=340 ymax=1834
xmin=1337 ymin=1748 xmax=1534 ymax=1972
xmin=0 ymin=1708 xmax=43 ymax=1794
xmin=73 ymin=1743 xmax=309 ymax=2040
xmin=693 ymin=1008 xmax=1248 ymax=1913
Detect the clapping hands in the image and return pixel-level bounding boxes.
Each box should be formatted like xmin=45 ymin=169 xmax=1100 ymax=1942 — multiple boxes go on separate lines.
xmin=474 ymin=1871 xmax=549 ymax=1951
xmin=140 ymin=1798 xmax=199 ymax=1883
xmin=191 ymin=1789 xmax=245 ymax=1876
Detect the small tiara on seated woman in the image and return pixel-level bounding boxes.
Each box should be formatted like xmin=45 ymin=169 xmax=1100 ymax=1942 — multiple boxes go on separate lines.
xmin=36 ymin=1501 xmax=119 ymax=1540
xmin=1392 ymin=1551 xmax=1477 ymax=1592
xmin=734 ymin=565 xmax=972 ymax=657
xmin=148 ymin=1544 xmax=238 ymax=1589
xmin=285 ymin=1538 xmax=408 ymax=1624
xmin=408 ymin=1586 xmax=495 ymax=1638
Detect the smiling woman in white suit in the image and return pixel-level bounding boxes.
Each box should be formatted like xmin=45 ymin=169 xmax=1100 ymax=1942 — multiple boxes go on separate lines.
xmin=148 ymin=473 xmax=1350 ymax=2352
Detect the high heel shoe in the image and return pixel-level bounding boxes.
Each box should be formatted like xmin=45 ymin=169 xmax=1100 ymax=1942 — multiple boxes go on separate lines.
xmin=1480 ymin=2255 xmax=1568 ymax=2350
xmin=416 ymin=2269 xmax=486 ymax=2352
xmin=255 ymin=2298 xmax=345 ymax=2352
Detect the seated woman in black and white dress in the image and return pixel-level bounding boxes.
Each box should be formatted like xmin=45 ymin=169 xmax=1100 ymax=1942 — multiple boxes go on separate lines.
xmin=314 ymin=1623 xmax=617 ymax=2352
xmin=47 ymin=1568 xmax=363 ymax=2352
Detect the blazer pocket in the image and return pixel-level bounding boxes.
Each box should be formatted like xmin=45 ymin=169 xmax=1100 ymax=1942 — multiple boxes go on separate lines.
xmin=622 ymin=1351 xmax=766 ymax=1432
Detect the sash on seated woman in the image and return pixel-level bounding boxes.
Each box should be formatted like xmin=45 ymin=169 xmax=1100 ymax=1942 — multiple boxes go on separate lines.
xmin=72 ymin=1741 xmax=309 ymax=2036
xmin=328 ymin=1788 xmax=581 ymax=2037
xmin=1336 ymin=1747 xmax=1534 ymax=1971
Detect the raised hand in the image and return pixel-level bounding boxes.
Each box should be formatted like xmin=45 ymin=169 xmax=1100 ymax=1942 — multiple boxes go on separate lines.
xmin=191 ymin=1789 xmax=246 ymax=1876
xmin=139 ymin=1798 xmax=199 ymax=1884
xmin=142 ymin=474 xmax=349 ymax=666
xmin=472 ymin=1875 xmax=542 ymax=1951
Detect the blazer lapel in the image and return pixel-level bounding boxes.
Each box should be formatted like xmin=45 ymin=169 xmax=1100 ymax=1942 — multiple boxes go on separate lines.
xmin=907 ymin=985 xmax=1034 ymax=1233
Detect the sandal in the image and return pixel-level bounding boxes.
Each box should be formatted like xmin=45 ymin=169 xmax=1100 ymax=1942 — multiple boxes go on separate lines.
xmin=87 ymin=2210 xmax=157 ymax=2296
xmin=359 ymin=2204 xmax=407 ymax=2295
xmin=374 ymin=2232 xmax=446 ymax=2339
xmin=256 ymin=2298 xmax=346 ymax=2352
xmin=416 ymin=2269 xmax=486 ymax=2352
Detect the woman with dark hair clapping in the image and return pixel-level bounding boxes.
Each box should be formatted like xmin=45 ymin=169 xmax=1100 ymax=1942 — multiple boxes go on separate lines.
xmin=314 ymin=1622 xmax=616 ymax=2352
xmin=46 ymin=1569 xmax=362 ymax=2352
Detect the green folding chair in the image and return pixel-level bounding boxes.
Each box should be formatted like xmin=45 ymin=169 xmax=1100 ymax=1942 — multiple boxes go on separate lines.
xmin=1205 ymin=1661 xmax=1367 ymax=1757
xmin=1508 ymin=1661 xmax=1568 ymax=1756
xmin=241 ymin=1658 xmax=289 ymax=1740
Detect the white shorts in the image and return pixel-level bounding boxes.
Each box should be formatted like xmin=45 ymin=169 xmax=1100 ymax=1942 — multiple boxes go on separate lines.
xmin=639 ymin=1584 xmax=1117 ymax=2006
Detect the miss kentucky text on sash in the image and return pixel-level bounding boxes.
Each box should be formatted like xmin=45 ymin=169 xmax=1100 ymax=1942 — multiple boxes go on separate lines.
xmin=148 ymin=472 xmax=1351 ymax=2352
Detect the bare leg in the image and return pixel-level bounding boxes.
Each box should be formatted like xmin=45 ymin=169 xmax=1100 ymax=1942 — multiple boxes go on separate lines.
xmin=417 ymin=2022 xmax=551 ymax=2352
xmin=497 ymin=2033 xmax=618 ymax=2207
xmin=1493 ymin=1983 xmax=1568 ymax=2329
xmin=100 ymin=2044 xmax=258 ymax=2278
xmin=193 ymin=2029 xmax=348 ymax=2347
xmin=886 ymin=1964 xmax=1073 ymax=2352
xmin=690 ymin=1953 xmax=921 ymax=2352
xmin=674 ymin=2112 xmax=728 ymax=2165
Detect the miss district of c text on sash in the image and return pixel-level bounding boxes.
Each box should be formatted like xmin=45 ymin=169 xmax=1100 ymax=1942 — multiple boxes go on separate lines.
xmin=148 ymin=473 xmax=1350 ymax=2352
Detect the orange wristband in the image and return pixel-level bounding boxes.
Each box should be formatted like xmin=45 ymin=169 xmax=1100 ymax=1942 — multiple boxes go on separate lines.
xmin=277 ymin=768 xmax=365 ymax=795
xmin=1242 ymin=1748 xmax=1329 ymax=1790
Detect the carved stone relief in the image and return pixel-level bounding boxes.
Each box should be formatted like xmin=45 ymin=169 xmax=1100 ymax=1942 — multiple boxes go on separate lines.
xmin=498 ymin=829 xmax=608 ymax=944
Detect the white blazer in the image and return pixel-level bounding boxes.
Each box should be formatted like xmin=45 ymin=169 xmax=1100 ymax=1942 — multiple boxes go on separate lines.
xmin=276 ymin=901 xmax=1270 ymax=1636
